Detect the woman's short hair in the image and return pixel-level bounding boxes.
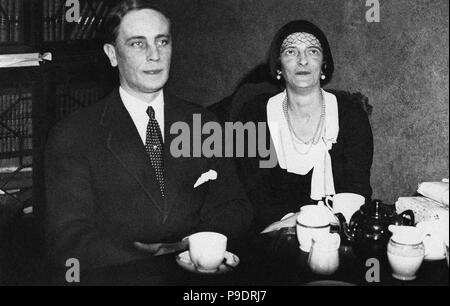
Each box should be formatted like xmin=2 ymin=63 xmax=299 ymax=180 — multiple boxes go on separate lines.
xmin=102 ymin=0 xmax=171 ymax=45
xmin=268 ymin=20 xmax=334 ymax=86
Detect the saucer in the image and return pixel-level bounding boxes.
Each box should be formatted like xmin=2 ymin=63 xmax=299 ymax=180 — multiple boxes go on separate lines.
xmin=304 ymin=280 xmax=356 ymax=286
xmin=176 ymin=250 xmax=240 ymax=274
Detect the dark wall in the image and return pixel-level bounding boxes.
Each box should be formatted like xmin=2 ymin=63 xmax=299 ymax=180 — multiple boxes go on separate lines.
xmin=156 ymin=0 xmax=449 ymax=203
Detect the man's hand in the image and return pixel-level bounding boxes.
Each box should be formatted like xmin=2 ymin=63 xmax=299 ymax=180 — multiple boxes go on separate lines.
xmin=133 ymin=237 xmax=189 ymax=256
xmin=133 ymin=242 xmax=164 ymax=253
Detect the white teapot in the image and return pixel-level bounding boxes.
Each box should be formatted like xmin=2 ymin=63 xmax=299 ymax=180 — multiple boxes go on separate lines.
xmin=296 ymin=204 xmax=334 ymax=252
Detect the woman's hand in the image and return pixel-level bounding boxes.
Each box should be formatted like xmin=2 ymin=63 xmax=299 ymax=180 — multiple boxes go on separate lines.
xmin=260 ymin=212 xmax=300 ymax=234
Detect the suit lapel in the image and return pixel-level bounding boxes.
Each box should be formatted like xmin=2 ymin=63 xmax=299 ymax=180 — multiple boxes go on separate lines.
xmin=163 ymin=93 xmax=193 ymax=217
xmin=101 ymin=90 xmax=165 ymax=213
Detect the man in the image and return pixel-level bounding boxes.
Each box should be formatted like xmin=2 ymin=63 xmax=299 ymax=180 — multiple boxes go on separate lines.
xmin=45 ymin=0 xmax=252 ymax=275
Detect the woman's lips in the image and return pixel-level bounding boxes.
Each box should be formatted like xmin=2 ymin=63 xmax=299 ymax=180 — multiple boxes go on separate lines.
xmin=296 ymin=71 xmax=311 ymax=75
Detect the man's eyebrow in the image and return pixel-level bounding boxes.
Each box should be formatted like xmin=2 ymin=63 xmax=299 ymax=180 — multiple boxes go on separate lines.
xmin=155 ymin=34 xmax=171 ymax=40
xmin=124 ymin=34 xmax=171 ymax=43
xmin=125 ymin=36 xmax=147 ymax=43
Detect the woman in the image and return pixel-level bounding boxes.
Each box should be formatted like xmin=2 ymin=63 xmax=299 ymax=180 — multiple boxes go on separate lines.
xmin=236 ymin=20 xmax=373 ymax=232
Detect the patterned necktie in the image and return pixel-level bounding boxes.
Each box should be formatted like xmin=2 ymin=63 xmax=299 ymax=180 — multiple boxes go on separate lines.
xmin=145 ymin=106 xmax=165 ymax=198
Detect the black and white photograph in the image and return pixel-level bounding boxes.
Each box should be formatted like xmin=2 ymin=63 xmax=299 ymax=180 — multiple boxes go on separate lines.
xmin=0 ymin=0 xmax=448 ymax=292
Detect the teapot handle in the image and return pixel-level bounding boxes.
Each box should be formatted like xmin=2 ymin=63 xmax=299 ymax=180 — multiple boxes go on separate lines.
xmin=334 ymin=212 xmax=355 ymax=244
xmin=398 ymin=209 xmax=415 ymax=226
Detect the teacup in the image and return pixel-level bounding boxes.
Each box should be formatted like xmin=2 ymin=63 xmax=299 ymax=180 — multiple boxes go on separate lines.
xmin=416 ymin=220 xmax=449 ymax=261
xmin=326 ymin=193 xmax=365 ymax=223
xmin=189 ymin=232 xmax=227 ymax=272
xmin=387 ymin=225 xmax=425 ymax=281
xmin=296 ymin=205 xmax=332 ymax=252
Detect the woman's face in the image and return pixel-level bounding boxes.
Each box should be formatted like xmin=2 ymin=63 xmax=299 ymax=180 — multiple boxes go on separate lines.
xmin=279 ymin=32 xmax=323 ymax=91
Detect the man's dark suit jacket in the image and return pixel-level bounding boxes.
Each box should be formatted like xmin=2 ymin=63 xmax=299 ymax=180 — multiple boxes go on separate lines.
xmin=44 ymin=89 xmax=252 ymax=271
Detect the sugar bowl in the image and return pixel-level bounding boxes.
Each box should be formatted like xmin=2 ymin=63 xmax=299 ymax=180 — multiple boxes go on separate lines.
xmin=387 ymin=225 xmax=425 ymax=281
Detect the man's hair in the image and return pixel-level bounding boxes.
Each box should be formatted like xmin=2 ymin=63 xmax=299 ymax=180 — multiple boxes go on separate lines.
xmin=102 ymin=0 xmax=171 ymax=45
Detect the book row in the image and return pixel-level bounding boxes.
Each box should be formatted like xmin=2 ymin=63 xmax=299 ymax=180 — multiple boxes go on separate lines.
xmin=0 ymin=83 xmax=107 ymax=172
xmin=0 ymin=0 xmax=24 ymax=43
xmin=43 ymin=0 xmax=111 ymax=42
xmin=0 ymin=91 xmax=32 ymax=141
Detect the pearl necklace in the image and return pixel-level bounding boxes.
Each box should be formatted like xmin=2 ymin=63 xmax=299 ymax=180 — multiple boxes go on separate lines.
xmin=282 ymin=92 xmax=326 ymax=154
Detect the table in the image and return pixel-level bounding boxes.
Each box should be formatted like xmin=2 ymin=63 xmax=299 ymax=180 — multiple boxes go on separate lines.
xmin=61 ymin=229 xmax=448 ymax=286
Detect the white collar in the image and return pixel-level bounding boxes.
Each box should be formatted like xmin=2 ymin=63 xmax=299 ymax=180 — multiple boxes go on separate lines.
xmin=119 ymin=86 xmax=164 ymax=115
xmin=267 ymin=89 xmax=339 ymax=200
xmin=119 ymin=86 xmax=165 ymax=143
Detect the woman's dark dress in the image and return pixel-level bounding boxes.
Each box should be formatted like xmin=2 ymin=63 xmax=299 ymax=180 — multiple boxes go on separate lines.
xmin=235 ymin=90 xmax=373 ymax=232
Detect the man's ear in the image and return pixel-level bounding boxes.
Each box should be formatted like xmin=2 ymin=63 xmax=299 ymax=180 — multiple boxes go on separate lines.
xmin=103 ymin=43 xmax=118 ymax=67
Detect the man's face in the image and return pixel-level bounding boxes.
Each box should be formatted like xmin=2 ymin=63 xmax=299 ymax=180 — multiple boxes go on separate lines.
xmin=104 ymin=9 xmax=172 ymax=95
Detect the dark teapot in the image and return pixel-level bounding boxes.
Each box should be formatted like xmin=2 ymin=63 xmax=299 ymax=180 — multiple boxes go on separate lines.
xmin=335 ymin=199 xmax=415 ymax=257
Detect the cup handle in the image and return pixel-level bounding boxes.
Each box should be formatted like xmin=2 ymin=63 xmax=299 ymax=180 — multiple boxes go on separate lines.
xmin=320 ymin=198 xmax=335 ymax=218
xmin=325 ymin=196 xmax=334 ymax=209
xmin=334 ymin=212 xmax=354 ymax=243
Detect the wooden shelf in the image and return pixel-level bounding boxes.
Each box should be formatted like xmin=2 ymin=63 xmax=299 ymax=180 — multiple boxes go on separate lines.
xmin=0 ymin=150 xmax=32 ymax=159
xmin=38 ymin=39 xmax=104 ymax=55
xmin=0 ymin=170 xmax=31 ymax=190
xmin=1 ymin=0 xmax=116 ymax=213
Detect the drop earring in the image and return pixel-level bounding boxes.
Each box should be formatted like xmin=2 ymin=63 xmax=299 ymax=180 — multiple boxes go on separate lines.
xmin=321 ymin=64 xmax=327 ymax=80
xmin=276 ymin=70 xmax=282 ymax=80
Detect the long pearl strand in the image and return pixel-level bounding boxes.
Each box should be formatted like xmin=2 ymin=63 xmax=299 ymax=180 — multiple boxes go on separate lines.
xmin=282 ymin=91 xmax=325 ymax=154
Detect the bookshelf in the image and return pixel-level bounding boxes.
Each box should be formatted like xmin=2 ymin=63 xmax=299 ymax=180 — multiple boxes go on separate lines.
xmin=0 ymin=81 xmax=33 ymax=168
xmin=0 ymin=0 xmax=117 ymax=221
xmin=1 ymin=0 xmax=114 ymax=59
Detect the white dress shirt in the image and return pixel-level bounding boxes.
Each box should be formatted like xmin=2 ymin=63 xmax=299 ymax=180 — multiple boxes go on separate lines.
xmin=119 ymin=86 xmax=165 ymax=144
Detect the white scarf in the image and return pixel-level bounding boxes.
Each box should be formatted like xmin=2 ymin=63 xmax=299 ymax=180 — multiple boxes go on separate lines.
xmin=267 ymin=89 xmax=339 ymax=200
